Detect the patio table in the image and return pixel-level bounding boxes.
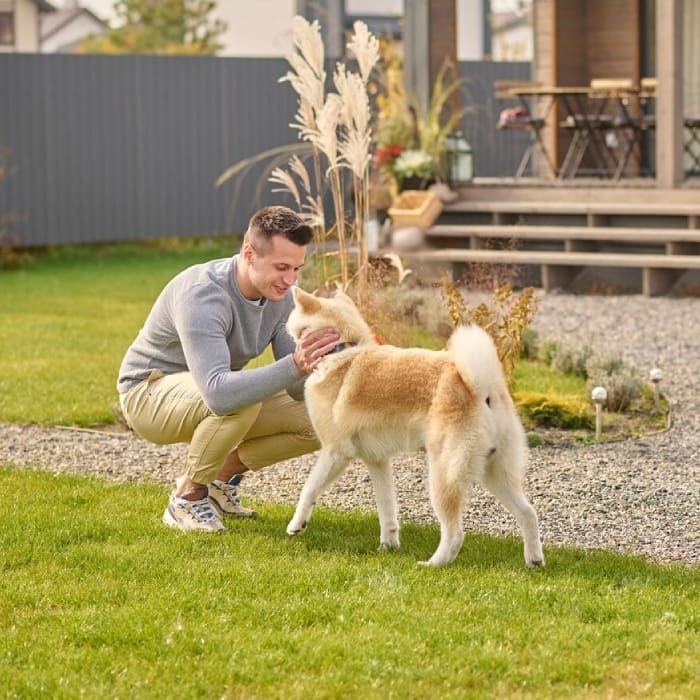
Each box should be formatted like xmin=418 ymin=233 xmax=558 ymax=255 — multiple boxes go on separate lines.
xmin=504 ymin=84 xmax=643 ymax=180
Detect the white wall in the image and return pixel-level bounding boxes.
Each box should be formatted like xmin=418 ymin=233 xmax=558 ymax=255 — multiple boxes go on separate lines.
xmin=457 ymin=0 xmax=484 ymax=60
xmin=345 ymin=0 xmax=402 ymax=13
xmin=11 ymin=0 xmax=40 ymax=51
xmin=215 ymin=0 xmax=296 ymax=57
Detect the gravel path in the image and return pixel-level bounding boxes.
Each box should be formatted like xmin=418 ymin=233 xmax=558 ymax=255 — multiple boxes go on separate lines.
xmin=1 ymin=294 xmax=698 ymax=566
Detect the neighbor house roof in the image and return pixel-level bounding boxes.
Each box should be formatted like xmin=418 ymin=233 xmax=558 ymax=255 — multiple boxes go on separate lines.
xmin=41 ymin=6 xmax=105 ymax=41
xmin=32 ymin=0 xmax=56 ymax=12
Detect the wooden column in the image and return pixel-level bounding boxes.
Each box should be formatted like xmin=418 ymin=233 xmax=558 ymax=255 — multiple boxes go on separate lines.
xmin=403 ymin=0 xmax=459 ymax=115
xmin=296 ymin=0 xmax=344 ymax=59
xmin=656 ymin=0 xmax=684 ymax=187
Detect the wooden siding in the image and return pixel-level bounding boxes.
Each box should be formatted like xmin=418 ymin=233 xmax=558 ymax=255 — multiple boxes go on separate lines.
xmin=428 ymin=0 xmax=459 ymax=117
xmin=586 ymin=0 xmax=640 ymax=83
xmin=534 ymin=0 xmax=641 ymax=173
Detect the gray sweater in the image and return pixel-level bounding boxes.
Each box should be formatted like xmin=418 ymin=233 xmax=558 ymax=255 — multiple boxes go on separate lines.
xmin=117 ymin=255 xmax=304 ymax=416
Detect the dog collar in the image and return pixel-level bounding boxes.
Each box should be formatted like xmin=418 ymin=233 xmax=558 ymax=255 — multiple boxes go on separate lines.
xmin=330 ymin=341 xmax=356 ymax=354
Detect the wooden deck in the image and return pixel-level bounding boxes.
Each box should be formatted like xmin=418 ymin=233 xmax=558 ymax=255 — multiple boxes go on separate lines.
xmin=394 ymin=180 xmax=700 ymax=296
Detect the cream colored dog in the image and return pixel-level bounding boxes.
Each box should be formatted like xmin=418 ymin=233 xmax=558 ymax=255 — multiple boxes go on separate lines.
xmin=286 ymin=287 xmax=544 ymax=568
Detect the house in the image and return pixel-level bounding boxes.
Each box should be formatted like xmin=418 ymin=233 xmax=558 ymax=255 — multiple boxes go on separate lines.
xmin=0 ymin=0 xmax=53 ymax=52
xmin=40 ymin=0 xmax=106 ymax=53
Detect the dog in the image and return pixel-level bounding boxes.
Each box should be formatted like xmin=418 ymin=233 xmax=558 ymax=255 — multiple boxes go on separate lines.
xmin=286 ymin=287 xmax=544 ymax=568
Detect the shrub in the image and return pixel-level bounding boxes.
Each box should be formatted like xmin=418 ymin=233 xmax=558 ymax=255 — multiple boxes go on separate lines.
xmin=515 ymin=391 xmax=594 ymax=430
xmin=536 ymin=337 xmax=558 ymax=366
xmin=363 ymin=285 xmax=451 ymax=348
xmin=520 ymin=326 xmax=539 ymax=359
xmin=586 ymin=353 xmax=643 ymax=412
xmin=550 ymin=342 xmax=594 ymax=377
xmin=440 ymin=281 xmax=539 ymax=386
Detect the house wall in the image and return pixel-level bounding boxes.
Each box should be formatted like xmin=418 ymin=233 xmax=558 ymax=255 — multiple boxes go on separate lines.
xmin=0 ymin=0 xmax=39 ymax=52
xmin=585 ymin=0 xmax=640 ymax=83
xmin=429 ymin=0 xmax=459 ymax=84
xmin=215 ymin=0 xmax=296 ymax=57
xmin=534 ymin=0 xmax=641 ymax=169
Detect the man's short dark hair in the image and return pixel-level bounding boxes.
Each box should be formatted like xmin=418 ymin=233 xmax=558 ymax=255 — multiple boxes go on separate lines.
xmin=244 ymin=206 xmax=313 ymax=253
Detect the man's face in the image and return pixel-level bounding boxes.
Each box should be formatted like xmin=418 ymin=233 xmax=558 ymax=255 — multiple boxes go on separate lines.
xmin=243 ymin=234 xmax=306 ymax=302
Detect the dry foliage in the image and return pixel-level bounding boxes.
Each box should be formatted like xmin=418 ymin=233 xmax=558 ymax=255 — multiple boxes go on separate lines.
xmin=440 ymin=279 xmax=539 ymax=385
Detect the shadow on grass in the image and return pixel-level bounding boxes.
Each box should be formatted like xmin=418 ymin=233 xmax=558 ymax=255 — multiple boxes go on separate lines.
xmin=4 ymin=467 xmax=694 ymax=586
xmin=235 ymin=501 xmax=698 ymax=584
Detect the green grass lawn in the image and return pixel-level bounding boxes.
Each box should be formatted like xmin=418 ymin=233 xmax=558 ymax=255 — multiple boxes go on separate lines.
xmin=2 ymin=242 xmax=697 ymax=698
xmin=2 ymin=467 xmax=698 ymax=699
xmin=0 ymin=241 xmax=235 ymax=425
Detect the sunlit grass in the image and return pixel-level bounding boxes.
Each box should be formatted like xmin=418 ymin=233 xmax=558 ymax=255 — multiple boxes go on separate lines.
xmin=0 ymin=241 xmax=235 ymax=425
xmin=1 ymin=467 xmax=698 ymax=699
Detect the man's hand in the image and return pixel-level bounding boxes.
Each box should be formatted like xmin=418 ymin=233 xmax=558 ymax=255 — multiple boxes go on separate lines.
xmin=293 ymin=327 xmax=340 ymax=375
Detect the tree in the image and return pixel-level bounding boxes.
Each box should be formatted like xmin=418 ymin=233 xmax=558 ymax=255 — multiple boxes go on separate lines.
xmin=78 ymin=0 xmax=226 ymax=55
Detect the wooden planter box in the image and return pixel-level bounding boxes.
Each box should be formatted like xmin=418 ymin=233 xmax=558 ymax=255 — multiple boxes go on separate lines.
xmin=388 ymin=190 xmax=443 ymax=228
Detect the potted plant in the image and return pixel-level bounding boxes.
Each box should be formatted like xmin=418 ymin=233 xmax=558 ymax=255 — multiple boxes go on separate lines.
xmin=372 ymin=46 xmax=466 ymax=194
xmin=391 ymin=149 xmax=436 ymax=190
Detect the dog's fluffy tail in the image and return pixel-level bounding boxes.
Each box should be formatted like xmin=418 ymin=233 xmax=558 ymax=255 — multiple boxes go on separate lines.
xmin=447 ymin=324 xmax=507 ymax=400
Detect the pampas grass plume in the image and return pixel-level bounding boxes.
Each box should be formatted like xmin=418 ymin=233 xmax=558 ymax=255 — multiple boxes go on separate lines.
xmin=347 ymin=20 xmax=379 ymax=83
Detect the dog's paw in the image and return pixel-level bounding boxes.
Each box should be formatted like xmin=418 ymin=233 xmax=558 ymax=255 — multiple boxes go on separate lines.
xmin=417 ymin=559 xmax=443 ymax=567
xmin=417 ymin=555 xmax=452 ymax=567
xmin=526 ymin=557 xmax=545 ymax=568
xmin=286 ymin=520 xmax=307 ymax=536
xmin=525 ymin=542 xmax=545 ymax=568
xmin=378 ymin=541 xmax=400 ymax=552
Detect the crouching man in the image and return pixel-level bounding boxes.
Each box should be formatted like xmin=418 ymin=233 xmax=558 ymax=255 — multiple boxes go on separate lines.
xmin=117 ymin=206 xmax=339 ymax=532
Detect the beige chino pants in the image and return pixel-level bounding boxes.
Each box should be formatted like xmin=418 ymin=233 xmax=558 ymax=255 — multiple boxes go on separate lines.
xmin=120 ymin=371 xmax=319 ymax=485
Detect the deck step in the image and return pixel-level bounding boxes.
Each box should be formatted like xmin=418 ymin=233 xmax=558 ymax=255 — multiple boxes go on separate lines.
xmin=425 ymin=224 xmax=700 ymax=243
xmin=407 ymin=249 xmax=700 ymax=269
xmin=443 ymin=200 xmax=700 ymax=217
xmin=403 ymin=249 xmax=700 ymax=296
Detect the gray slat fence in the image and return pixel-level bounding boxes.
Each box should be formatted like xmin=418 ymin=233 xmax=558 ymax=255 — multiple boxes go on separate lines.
xmin=458 ymin=60 xmax=532 ymax=177
xmin=0 ymin=54 xmax=529 ymax=247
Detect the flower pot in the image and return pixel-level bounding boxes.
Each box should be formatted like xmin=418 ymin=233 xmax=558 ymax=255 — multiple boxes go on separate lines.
xmin=388 ymin=190 xmax=443 ymax=229
xmin=398 ymin=176 xmax=435 ymax=192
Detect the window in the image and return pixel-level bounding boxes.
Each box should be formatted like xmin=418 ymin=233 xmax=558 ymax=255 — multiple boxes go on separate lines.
xmin=0 ymin=12 xmax=14 ymax=46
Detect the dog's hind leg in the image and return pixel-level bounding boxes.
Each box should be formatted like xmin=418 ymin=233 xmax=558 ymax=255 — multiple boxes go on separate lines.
xmin=287 ymin=449 xmax=350 ymax=536
xmin=420 ymin=451 xmax=466 ymax=567
xmin=365 ymin=459 xmax=400 ymax=550
xmin=482 ymin=466 xmax=544 ymax=568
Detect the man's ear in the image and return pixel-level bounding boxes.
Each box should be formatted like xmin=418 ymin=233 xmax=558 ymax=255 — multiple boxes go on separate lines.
xmin=292 ymin=286 xmax=321 ymax=312
xmin=241 ymin=242 xmax=255 ymax=265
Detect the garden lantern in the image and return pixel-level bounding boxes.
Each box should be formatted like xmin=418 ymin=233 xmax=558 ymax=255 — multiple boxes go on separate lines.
xmin=591 ymin=386 xmax=607 ymax=440
xmin=445 ymin=131 xmax=473 ymax=185
xmin=650 ymin=367 xmax=663 ymax=413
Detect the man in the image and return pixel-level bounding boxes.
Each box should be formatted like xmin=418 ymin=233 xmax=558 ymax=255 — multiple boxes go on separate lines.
xmin=117 ymin=206 xmax=339 ymax=532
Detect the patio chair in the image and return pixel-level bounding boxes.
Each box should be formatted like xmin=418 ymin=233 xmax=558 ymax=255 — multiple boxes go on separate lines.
xmin=494 ymin=80 xmax=555 ymax=178
xmin=558 ymin=78 xmax=634 ymax=178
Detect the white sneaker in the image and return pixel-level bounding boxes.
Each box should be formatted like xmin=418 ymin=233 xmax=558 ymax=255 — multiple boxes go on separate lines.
xmin=162 ymin=490 xmax=226 ymax=532
xmin=208 ymin=475 xmax=257 ymax=518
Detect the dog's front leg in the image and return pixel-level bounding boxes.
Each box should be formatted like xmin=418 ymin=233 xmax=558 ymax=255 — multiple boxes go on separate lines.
xmin=365 ymin=459 xmax=400 ymax=550
xmin=287 ymin=449 xmax=350 ymax=536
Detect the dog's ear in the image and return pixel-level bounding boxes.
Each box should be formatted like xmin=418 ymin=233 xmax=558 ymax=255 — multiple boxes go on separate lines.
xmin=292 ymin=286 xmax=322 ymax=312
xmin=334 ymin=290 xmax=356 ymax=307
